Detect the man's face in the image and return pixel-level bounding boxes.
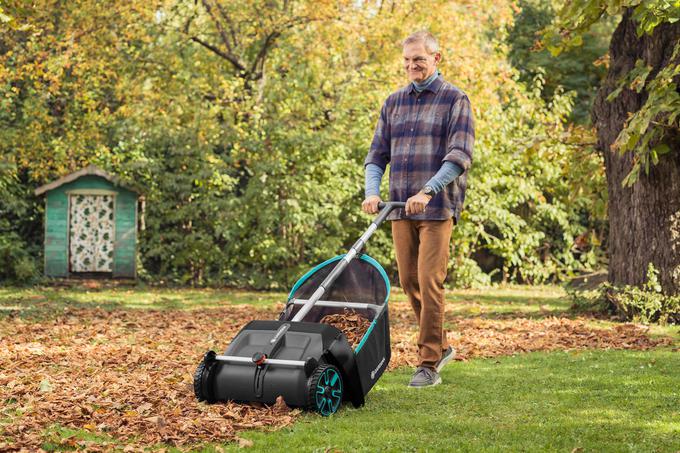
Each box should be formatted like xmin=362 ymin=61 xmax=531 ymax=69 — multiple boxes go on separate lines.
xmin=403 ymin=42 xmax=440 ymax=83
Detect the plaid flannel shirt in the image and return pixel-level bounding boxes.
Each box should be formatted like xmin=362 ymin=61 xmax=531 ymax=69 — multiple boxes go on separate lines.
xmin=364 ymin=75 xmax=475 ymax=221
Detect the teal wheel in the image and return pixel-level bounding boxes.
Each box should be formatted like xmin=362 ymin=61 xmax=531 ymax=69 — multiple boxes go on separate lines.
xmin=307 ymin=364 xmax=343 ymax=416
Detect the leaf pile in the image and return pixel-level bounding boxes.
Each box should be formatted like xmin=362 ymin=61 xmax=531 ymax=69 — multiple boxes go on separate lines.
xmin=0 ymin=307 xmax=298 ymax=451
xmin=388 ymin=301 xmax=672 ymax=368
xmin=320 ymin=309 xmax=372 ymax=347
xmin=0 ymin=301 xmax=672 ymax=449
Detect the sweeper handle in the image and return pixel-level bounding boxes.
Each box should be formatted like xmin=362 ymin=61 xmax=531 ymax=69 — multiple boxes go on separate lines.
xmin=376 ymin=201 xmax=406 ymax=224
xmin=290 ymin=201 xmax=406 ymax=322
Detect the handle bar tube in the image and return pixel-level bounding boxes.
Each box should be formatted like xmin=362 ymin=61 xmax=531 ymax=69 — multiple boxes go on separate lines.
xmin=290 ymin=201 xmax=405 ymax=322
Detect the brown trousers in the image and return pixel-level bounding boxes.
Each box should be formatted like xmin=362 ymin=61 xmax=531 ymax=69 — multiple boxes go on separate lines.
xmin=392 ymin=218 xmax=452 ymax=369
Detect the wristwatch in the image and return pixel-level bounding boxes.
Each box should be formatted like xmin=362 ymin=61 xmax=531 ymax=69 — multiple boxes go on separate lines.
xmin=422 ymin=186 xmax=434 ymax=198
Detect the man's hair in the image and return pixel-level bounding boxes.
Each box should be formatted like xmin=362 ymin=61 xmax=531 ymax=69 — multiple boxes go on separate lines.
xmin=403 ymin=31 xmax=439 ymax=54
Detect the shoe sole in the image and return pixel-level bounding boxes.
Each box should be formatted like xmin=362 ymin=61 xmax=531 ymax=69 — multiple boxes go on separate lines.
xmin=435 ymin=348 xmax=455 ymax=373
xmin=408 ymin=376 xmax=442 ymax=388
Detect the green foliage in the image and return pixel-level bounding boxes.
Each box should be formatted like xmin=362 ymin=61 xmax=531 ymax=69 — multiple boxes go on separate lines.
xmin=0 ymin=0 xmax=607 ymax=288
xmin=603 ymin=264 xmax=680 ymax=324
xmin=570 ymin=264 xmax=680 ymax=324
xmin=456 ymin=77 xmax=606 ymax=286
xmin=609 ymin=43 xmax=680 ymax=186
xmin=544 ymin=0 xmax=680 ymax=186
xmin=0 ymin=159 xmax=40 ymax=284
xmin=507 ymin=0 xmax=613 ymax=123
xmin=449 ymin=257 xmax=492 ymax=289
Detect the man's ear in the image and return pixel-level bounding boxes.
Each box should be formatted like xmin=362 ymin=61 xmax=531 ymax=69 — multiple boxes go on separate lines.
xmin=434 ymin=52 xmax=442 ymax=64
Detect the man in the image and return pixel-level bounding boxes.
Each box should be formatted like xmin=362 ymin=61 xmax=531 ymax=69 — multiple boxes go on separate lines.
xmin=362 ymin=31 xmax=474 ymax=387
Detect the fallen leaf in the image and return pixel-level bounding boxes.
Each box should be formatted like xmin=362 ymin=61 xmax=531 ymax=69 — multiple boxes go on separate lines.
xmin=39 ymin=379 xmax=53 ymax=393
xmin=273 ymin=395 xmax=290 ymax=413
xmin=0 ymin=302 xmax=669 ymax=450
xmin=145 ymin=416 xmax=166 ymax=428
xmin=237 ymin=437 xmax=254 ymax=448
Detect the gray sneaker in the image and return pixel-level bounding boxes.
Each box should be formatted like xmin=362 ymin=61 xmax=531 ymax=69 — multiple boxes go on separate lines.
xmin=408 ymin=366 xmax=442 ymax=388
xmin=435 ymin=346 xmax=455 ymax=373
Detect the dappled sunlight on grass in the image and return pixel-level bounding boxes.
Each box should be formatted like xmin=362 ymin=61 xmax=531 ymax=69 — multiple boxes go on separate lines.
xmin=0 ymin=286 xmax=289 ymax=318
xmin=229 ymin=350 xmax=679 ymax=451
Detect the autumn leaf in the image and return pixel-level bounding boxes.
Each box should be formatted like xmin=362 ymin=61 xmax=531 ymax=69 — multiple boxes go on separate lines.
xmin=236 ymin=437 xmax=254 ymax=448
xmin=39 ymin=379 xmax=53 ymax=393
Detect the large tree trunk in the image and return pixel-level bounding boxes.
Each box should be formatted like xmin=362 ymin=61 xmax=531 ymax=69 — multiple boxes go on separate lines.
xmin=593 ymin=9 xmax=680 ymax=295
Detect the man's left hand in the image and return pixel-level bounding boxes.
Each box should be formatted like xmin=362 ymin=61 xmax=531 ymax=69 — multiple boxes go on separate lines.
xmin=405 ymin=191 xmax=432 ymax=216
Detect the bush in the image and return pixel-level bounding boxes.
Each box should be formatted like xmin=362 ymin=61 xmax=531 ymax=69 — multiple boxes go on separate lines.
xmin=449 ymin=257 xmax=492 ymax=289
xmin=569 ymin=264 xmax=680 ymax=324
xmin=0 ymin=232 xmax=38 ymax=284
xmin=0 ymin=161 xmax=40 ymax=285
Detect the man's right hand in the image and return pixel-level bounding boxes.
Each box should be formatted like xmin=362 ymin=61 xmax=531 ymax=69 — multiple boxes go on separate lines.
xmin=361 ymin=195 xmax=382 ymax=214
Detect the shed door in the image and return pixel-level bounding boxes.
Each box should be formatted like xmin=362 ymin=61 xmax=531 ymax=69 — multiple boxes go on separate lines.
xmin=69 ymin=194 xmax=115 ymax=272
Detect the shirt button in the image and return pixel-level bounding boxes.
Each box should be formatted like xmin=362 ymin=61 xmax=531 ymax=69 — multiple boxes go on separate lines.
xmin=410 ymin=128 xmax=414 ymax=132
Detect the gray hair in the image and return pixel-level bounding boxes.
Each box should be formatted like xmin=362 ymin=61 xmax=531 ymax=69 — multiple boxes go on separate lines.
xmin=403 ymin=31 xmax=439 ymax=54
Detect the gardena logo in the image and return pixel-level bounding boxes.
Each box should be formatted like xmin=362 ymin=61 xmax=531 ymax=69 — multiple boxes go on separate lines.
xmin=370 ymin=357 xmax=385 ymax=380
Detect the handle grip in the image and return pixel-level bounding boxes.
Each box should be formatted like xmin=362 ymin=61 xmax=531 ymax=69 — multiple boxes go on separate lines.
xmin=377 ymin=201 xmax=406 ymax=209
xmin=373 ymin=201 xmax=406 ymax=226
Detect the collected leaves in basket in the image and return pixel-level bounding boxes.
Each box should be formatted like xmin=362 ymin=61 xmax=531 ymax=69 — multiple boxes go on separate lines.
xmin=320 ymin=309 xmax=372 ymax=347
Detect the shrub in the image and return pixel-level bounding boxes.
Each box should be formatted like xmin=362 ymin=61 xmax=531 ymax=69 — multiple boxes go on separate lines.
xmin=569 ymin=264 xmax=680 ymax=324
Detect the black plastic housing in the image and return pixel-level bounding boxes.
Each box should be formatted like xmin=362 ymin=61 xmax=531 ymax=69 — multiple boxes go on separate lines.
xmin=203 ymin=321 xmax=364 ymax=408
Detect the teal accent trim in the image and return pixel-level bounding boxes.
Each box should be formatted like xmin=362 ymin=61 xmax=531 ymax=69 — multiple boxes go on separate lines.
xmin=315 ymin=368 xmax=342 ymax=416
xmin=354 ymin=315 xmax=379 ymax=354
xmin=287 ymin=255 xmax=344 ymax=301
xmin=287 ymin=254 xmax=391 ymax=304
xmin=286 ymin=253 xmax=392 ymax=355
xmin=354 ymin=255 xmax=391 ymax=354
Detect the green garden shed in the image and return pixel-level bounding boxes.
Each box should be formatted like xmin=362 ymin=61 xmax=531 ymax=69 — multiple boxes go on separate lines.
xmin=35 ymin=165 xmax=143 ymax=278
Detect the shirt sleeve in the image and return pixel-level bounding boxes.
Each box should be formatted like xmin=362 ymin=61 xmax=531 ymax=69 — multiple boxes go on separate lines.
xmin=443 ymin=95 xmax=474 ymax=171
xmin=424 ymin=161 xmax=464 ymax=194
xmin=364 ymin=101 xmax=391 ymax=170
xmin=364 ymin=163 xmax=385 ymax=198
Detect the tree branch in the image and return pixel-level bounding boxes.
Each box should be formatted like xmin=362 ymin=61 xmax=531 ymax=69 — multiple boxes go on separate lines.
xmin=247 ymin=16 xmax=321 ymax=78
xmin=651 ymin=120 xmax=680 ymax=131
xmin=201 ymin=0 xmax=233 ymax=53
xmin=248 ymin=30 xmax=281 ymax=77
xmin=189 ymin=36 xmax=246 ymax=72
xmin=214 ymin=1 xmax=239 ymax=49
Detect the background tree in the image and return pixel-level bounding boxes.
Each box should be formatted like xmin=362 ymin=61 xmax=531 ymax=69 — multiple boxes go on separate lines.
xmin=507 ymin=0 xmax=615 ymax=123
xmin=546 ymin=1 xmax=680 ymax=295
xmin=0 ymin=0 xmax=607 ymax=287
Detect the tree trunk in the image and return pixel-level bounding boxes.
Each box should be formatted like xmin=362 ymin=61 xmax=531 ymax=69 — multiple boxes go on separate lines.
xmin=592 ymin=9 xmax=680 ymax=295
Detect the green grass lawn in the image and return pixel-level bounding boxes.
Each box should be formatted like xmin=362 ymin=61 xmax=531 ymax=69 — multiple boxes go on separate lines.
xmin=226 ymin=350 xmax=680 ymax=453
xmin=0 ymin=284 xmax=579 ymax=318
xmin=1 ymin=284 xmax=678 ymax=452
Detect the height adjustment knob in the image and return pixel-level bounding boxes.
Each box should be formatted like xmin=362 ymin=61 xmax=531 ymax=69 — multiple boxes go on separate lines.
xmin=252 ymin=352 xmax=267 ymax=366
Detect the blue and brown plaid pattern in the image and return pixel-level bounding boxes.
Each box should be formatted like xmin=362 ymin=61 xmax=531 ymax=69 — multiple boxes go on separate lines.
xmin=364 ymin=75 xmax=475 ymax=221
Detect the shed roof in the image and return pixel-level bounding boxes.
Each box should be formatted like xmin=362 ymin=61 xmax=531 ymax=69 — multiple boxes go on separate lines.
xmin=34 ymin=164 xmax=141 ymax=196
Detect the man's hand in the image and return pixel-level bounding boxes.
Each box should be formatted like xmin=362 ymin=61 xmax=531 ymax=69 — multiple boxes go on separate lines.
xmin=362 ymin=195 xmax=382 ymax=214
xmin=405 ymin=191 xmax=432 ymax=216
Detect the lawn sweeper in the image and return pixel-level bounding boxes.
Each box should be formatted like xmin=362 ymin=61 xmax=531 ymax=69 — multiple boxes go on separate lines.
xmin=193 ymin=201 xmax=405 ymax=416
